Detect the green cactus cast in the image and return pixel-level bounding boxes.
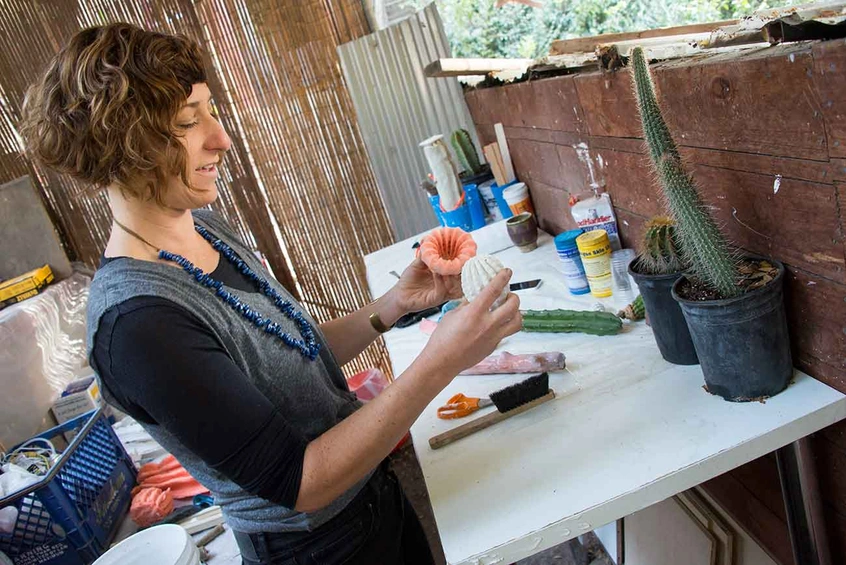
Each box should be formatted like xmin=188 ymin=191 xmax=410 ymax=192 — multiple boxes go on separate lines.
xmin=521 ymin=309 xmax=623 ymax=335
xmin=630 ymin=47 xmax=739 ymax=298
xmin=450 ymin=129 xmax=483 ymax=175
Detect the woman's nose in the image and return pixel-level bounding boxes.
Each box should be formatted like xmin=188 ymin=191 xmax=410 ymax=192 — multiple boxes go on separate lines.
xmin=206 ymin=119 xmax=231 ymax=153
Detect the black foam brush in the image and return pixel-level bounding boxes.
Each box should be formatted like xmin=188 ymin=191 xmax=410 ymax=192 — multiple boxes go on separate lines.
xmin=429 ymin=372 xmax=554 ymax=450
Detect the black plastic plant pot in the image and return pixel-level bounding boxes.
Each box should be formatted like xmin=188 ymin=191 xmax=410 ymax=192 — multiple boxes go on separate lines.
xmin=459 ymin=165 xmax=493 ymax=186
xmin=671 ymin=257 xmax=793 ymax=402
xmin=629 ymin=261 xmax=699 ymax=365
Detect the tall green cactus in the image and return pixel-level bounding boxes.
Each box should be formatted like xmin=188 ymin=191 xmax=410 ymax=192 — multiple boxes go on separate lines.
xmin=450 ymin=129 xmax=483 ymax=175
xmin=630 ymin=47 xmax=739 ymax=298
xmin=637 ymin=216 xmax=688 ymax=275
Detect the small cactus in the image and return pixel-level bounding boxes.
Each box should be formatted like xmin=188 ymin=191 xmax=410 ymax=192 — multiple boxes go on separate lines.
xmin=450 ymin=129 xmax=483 ymax=176
xmin=636 ymin=216 xmax=688 ymax=275
xmin=630 ymin=47 xmax=740 ymax=298
xmin=618 ymin=294 xmax=645 ymax=321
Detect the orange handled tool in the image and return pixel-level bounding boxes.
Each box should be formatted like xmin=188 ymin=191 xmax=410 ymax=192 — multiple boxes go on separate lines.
xmin=437 ymin=393 xmax=493 ymax=419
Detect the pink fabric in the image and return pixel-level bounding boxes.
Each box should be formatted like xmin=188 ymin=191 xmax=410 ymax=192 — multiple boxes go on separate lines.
xmin=132 ymin=455 xmax=209 ymax=500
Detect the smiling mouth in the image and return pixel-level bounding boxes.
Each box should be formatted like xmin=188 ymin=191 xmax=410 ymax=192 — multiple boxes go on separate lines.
xmin=196 ymin=163 xmax=218 ymax=173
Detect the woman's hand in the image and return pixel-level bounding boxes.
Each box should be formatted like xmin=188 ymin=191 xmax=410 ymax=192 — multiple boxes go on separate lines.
xmin=418 ymin=269 xmax=522 ymax=382
xmin=389 ymin=257 xmax=463 ymax=314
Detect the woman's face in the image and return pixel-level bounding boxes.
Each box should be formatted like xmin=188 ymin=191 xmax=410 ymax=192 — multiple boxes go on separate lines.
xmin=165 ymin=83 xmax=231 ymax=209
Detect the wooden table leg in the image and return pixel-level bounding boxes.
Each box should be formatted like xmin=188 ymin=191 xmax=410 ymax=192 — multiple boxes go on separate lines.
xmin=776 ymin=437 xmax=831 ymax=565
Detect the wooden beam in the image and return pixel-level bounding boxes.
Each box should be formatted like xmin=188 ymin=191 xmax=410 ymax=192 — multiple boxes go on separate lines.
xmin=549 ymin=20 xmax=737 ymax=55
xmin=424 ymin=58 xmax=533 ymax=77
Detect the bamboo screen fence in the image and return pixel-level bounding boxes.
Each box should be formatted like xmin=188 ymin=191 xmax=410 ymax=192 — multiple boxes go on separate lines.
xmin=0 ymin=0 xmax=395 ymax=377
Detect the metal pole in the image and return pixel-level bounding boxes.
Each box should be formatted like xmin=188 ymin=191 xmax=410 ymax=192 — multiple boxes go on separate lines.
xmin=776 ymin=437 xmax=831 ymax=565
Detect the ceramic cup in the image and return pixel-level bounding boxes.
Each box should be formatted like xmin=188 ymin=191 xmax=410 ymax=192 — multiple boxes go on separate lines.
xmin=506 ymin=212 xmax=539 ymax=253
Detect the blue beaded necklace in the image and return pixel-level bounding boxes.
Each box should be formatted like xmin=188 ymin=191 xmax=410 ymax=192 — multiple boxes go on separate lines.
xmin=114 ymin=219 xmax=320 ymax=361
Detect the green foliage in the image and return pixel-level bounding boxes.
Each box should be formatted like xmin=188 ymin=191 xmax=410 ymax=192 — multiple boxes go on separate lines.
xmin=432 ymin=0 xmax=798 ymax=59
xmin=450 ymin=129 xmax=483 ymax=175
xmin=630 ymin=47 xmax=739 ymax=298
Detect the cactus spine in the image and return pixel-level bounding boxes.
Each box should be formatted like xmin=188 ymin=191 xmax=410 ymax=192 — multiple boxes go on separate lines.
xmin=637 ymin=216 xmax=687 ymax=275
xmin=630 ymin=47 xmax=739 ymax=298
xmin=450 ymin=129 xmax=483 ymax=175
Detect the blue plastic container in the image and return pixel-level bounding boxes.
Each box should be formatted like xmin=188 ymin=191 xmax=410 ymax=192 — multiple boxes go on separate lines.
xmin=463 ymin=184 xmax=487 ymax=230
xmin=554 ymin=229 xmax=591 ymax=295
xmin=428 ymin=194 xmax=445 ymax=226
xmin=440 ymin=201 xmax=473 ymax=231
xmin=491 ymin=180 xmax=518 ymax=219
xmin=0 ymin=409 xmax=137 ymax=565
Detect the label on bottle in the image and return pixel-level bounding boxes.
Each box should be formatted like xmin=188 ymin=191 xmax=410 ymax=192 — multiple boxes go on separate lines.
xmin=557 ymin=247 xmax=590 ymax=294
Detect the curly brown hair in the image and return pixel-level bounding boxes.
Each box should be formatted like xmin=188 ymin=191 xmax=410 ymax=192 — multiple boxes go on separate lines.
xmin=20 ymin=22 xmax=208 ymax=203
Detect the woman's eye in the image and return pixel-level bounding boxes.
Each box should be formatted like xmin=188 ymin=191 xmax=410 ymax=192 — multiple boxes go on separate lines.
xmin=178 ymin=121 xmax=199 ymax=129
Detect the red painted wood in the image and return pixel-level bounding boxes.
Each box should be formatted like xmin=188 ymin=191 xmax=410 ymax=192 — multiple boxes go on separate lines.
xmin=506 ymin=138 xmax=565 ymax=190
xmin=614 ymin=208 xmax=648 ymax=250
xmin=652 ymin=45 xmax=828 ymax=161
xmin=784 ymin=268 xmax=846 ymax=390
xmin=527 ymin=181 xmax=576 ymax=236
xmin=813 ymin=39 xmax=846 ymax=159
xmin=822 ymin=503 xmax=846 ymax=565
xmin=574 ymin=70 xmax=641 ymax=138
xmin=692 ymin=165 xmax=845 ymax=283
xmin=509 ymin=76 xmax=585 ymax=132
xmin=812 ymin=435 xmax=846 ymax=517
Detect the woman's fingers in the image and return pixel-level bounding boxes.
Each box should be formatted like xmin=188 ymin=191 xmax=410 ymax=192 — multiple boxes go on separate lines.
xmin=499 ymin=310 xmax=524 ymax=339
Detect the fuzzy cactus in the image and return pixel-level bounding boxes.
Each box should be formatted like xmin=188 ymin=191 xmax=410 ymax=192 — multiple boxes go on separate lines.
xmin=450 ymin=129 xmax=483 ymax=176
xmin=636 ymin=216 xmax=688 ymax=275
xmin=630 ymin=47 xmax=739 ymax=298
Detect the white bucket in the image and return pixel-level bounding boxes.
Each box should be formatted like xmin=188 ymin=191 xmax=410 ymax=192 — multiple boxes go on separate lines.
xmin=502 ymin=182 xmax=533 ymax=215
xmin=93 ymin=524 xmax=200 ymax=565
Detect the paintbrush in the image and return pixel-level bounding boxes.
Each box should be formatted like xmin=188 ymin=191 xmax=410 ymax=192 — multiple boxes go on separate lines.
xmin=429 ymin=372 xmax=554 ymax=449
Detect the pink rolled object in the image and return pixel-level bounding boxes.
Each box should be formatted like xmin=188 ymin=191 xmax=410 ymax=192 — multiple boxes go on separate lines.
xmin=459 ymin=351 xmax=566 ymax=375
xmin=130 ymin=487 xmax=174 ymax=528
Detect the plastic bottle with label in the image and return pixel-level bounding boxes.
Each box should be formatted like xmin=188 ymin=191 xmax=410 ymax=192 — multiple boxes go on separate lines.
xmin=576 ymin=229 xmax=613 ymax=298
xmin=569 ymin=193 xmax=622 ymax=251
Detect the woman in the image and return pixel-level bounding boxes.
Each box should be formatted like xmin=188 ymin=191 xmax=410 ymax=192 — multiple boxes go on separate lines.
xmin=21 ymin=23 xmax=521 ymax=564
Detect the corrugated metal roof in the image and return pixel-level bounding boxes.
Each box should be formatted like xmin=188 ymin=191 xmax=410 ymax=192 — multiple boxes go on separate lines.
xmin=338 ymin=2 xmax=481 ymax=240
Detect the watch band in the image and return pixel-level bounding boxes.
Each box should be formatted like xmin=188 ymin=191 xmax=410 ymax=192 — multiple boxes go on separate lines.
xmin=369 ymin=311 xmax=392 ymax=334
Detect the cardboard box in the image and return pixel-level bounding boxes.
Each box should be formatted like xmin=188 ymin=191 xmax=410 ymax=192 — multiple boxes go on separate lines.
xmin=52 ymin=377 xmax=104 ymax=441
xmin=0 ymin=264 xmax=54 ymax=310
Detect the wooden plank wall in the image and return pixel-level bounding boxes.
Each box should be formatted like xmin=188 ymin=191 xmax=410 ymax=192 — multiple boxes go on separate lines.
xmin=464 ymin=40 xmax=846 ymax=565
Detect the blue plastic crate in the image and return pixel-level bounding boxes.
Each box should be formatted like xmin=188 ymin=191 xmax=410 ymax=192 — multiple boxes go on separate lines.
xmin=0 ymin=409 xmax=136 ymax=565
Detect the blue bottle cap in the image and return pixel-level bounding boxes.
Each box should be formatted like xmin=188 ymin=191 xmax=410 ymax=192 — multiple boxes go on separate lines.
xmin=554 ymin=228 xmax=584 ymax=249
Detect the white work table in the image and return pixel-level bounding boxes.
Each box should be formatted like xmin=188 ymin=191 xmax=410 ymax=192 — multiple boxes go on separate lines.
xmin=364 ymin=221 xmax=846 ymax=565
